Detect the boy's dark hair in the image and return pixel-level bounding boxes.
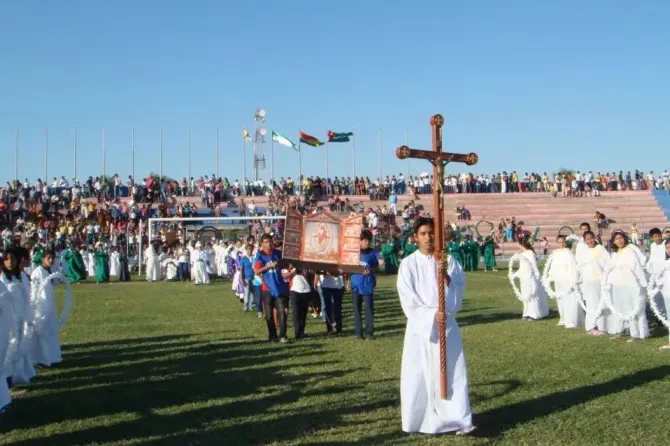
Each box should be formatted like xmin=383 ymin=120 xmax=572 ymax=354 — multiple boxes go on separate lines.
xmin=580 ymin=222 xmax=591 ymax=230
xmin=556 ymin=235 xmax=566 ymax=242
xmin=649 ymin=227 xmax=662 ymax=237
xmin=360 ymin=230 xmax=373 ymax=241
xmin=260 ymin=233 xmax=273 ymax=243
xmin=413 ymin=217 xmax=434 ymax=234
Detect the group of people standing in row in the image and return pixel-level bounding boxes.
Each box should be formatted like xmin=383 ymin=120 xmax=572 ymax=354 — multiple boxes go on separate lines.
xmin=509 ymin=222 xmax=670 ymax=346
xmin=1 ymin=248 xmax=67 ymax=413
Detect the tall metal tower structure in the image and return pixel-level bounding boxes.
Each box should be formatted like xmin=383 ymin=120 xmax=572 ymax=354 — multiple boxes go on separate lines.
xmin=253 ymin=109 xmax=267 ymax=182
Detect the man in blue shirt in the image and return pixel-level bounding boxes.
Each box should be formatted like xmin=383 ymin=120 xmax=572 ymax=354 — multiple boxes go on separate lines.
xmin=350 ymin=230 xmax=379 ymax=340
xmin=253 ymin=234 xmax=291 ymax=343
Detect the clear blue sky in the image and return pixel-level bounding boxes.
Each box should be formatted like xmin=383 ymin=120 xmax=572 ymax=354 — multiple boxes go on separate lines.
xmin=2 ymin=0 xmax=669 ymax=184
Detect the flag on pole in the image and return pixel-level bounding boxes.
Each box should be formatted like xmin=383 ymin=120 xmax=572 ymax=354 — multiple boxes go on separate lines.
xmin=242 ymin=128 xmax=253 ymax=142
xmin=299 ymin=131 xmax=325 ymax=147
xmin=327 ymin=131 xmax=353 ymax=143
xmin=272 ymin=131 xmax=297 ymax=151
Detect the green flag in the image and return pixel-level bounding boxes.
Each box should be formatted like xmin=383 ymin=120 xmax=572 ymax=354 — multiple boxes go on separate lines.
xmin=327 ymin=130 xmax=353 ymax=143
xmin=272 ymin=131 xmax=297 ymax=151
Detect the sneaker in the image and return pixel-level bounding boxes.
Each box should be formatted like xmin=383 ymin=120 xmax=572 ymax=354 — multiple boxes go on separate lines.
xmin=257 ymin=312 xmax=263 ymax=319
xmin=279 ymin=337 xmax=289 ymax=344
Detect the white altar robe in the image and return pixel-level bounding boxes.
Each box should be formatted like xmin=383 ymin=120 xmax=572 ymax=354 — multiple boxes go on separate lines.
xmin=0 ymin=273 xmax=36 ymax=383
xmin=29 ymin=266 xmax=62 ymax=366
xmin=577 ymin=244 xmax=610 ymax=331
xmin=517 ymin=249 xmax=550 ymax=320
xmin=546 ymin=248 xmax=583 ymax=328
xmin=144 ymin=247 xmax=160 ymax=282
xmin=397 ymin=251 xmax=473 ymax=434
xmin=1 ymin=281 xmax=14 ymax=409
xmin=109 ymin=251 xmax=120 ymax=277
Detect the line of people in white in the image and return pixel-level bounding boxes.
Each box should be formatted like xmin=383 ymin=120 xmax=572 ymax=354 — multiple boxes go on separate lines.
xmin=509 ymin=222 xmax=670 ymax=346
xmin=143 ymin=238 xmax=248 ymax=286
xmin=1 ymin=249 xmax=68 ymax=412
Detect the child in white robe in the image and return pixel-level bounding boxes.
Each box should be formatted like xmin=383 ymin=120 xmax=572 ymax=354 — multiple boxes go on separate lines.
xmin=109 ymin=249 xmax=120 ymax=277
xmin=603 ymin=230 xmax=649 ymax=341
xmin=653 ymin=240 xmax=670 ymax=350
xmin=0 ymin=283 xmax=12 ymax=410
xmin=543 ymin=235 xmax=583 ymax=328
xmin=1 ymin=249 xmax=36 ymax=384
xmin=576 ymin=231 xmax=610 ymax=335
xmin=29 ymin=250 xmax=62 ymax=366
xmin=511 ymin=237 xmax=549 ymax=321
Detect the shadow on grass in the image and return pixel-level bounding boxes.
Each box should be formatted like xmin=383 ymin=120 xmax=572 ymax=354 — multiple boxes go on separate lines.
xmin=474 ymin=365 xmax=670 ymax=438
xmin=4 ymin=333 xmax=371 ymax=446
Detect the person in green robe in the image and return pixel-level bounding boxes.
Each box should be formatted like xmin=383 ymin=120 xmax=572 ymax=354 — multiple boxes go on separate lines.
xmin=460 ymin=237 xmax=474 ymax=271
xmin=402 ymin=233 xmax=418 ymax=258
xmin=63 ymin=245 xmax=87 ymax=282
xmin=482 ymin=234 xmax=497 ymax=271
xmin=446 ymin=236 xmax=464 ymax=268
xmin=381 ymin=239 xmax=399 ymax=274
xmin=466 ymin=237 xmax=480 ymax=271
xmin=94 ymin=245 xmax=110 ymax=283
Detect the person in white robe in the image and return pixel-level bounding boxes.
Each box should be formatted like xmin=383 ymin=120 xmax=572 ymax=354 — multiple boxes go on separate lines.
xmin=1 ymin=250 xmax=36 ymax=384
xmin=109 ymin=249 xmax=120 ymax=277
xmin=79 ymin=248 xmax=88 ymax=274
xmin=576 ymin=230 xmax=610 ymax=335
xmin=543 ymin=235 xmax=584 ymax=328
xmin=29 ymin=250 xmax=62 ymax=366
xmin=144 ymin=244 xmax=160 ymax=282
xmin=510 ymin=237 xmax=549 ymax=321
xmin=205 ymin=243 xmax=217 ymax=276
xmin=653 ymin=240 xmax=670 ymax=350
xmin=397 ymin=217 xmax=475 ymax=436
xmin=602 ymin=230 xmax=649 ymax=341
xmin=86 ymin=249 xmax=96 ymax=278
xmin=191 ymin=243 xmax=209 ymax=285
xmin=646 ymin=228 xmax=667 ymax=314
xmin=0 ymin=280 xmax=13 ymax=410
xmin=162 ymin=255 xmax=179 ymax=281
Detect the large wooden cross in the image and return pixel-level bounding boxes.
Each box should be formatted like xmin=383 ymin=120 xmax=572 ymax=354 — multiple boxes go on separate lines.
xmin=396 ymin=114 xmax=478 ymax=400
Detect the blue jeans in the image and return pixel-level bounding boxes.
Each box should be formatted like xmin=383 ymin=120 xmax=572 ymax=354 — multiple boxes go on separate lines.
xmin=352 ymin=290 xmax=374 ymax=337
xmin=317 ymin=286 xmax=326 ymax=321
xmin=322 ymin=287 xmax=344 ymax=332
xmin=243 ymin=279 xmax=255 ymax=310
xmin=253 ymin=285 xmax=262 ymax=312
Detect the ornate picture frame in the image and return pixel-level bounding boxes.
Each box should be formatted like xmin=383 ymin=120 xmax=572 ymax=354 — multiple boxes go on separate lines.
xmin=282 ymin=209 xmax=363 ymax=273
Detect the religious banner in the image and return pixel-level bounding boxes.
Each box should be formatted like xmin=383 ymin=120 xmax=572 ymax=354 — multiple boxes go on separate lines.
xmin=282 ymin=209 xmax=364 ymax=273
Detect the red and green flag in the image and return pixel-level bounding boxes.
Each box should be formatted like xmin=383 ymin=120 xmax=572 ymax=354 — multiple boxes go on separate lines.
xmin=327 ymin=130 xmax=353 ymax=143
xmin=299 ymin=131 xmax=325 ymax=147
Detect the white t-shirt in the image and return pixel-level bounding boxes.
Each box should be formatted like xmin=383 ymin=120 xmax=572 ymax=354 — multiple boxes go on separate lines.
xmin=290 ymin=274 xmax=312 ymax=293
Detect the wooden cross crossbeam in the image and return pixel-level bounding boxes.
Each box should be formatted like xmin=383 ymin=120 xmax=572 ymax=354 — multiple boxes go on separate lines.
xmin=396 ymin=113 xmax=478 ymax=400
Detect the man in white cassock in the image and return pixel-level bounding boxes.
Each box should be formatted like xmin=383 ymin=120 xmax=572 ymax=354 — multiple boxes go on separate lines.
xmin=397 ymin=217 xmax=475 ymax=436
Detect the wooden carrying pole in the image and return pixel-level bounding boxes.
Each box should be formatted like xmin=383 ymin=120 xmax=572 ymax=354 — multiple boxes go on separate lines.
xmin=396 ymin=114 xmax=478 ymax=399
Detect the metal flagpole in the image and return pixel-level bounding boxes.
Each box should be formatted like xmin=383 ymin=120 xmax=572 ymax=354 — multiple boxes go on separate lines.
xmin=216 ymin=128 xmax=219 ymax=179
xmin=45 ymin=128 xmax=48 ymax=180
xmin=102 ymin=128 xmax=106 ymax=179
xmin=160 ymin=128 xmax=163 ymax=179
xmin=73 ymin=126 xmax=78 ymax=180
xmin=187 ymin=129 xmax=191 ymax=180
xmin=352 ymin=130 xmax=356 ymax=179
xmin=298 ymin=141 xmax=302 ymax=195
xmin=243 ymin=137 xmax=247 ymax=192
xmin=271 ymin=130 xmax=275 ymax=182
xmin=378 ymin=128 xmax=382 ymax=181
xmin=405 ymin=128 xmax=410 ymax=184
xmin=14 ymin=129 xmax=18 ymax=183
xmin=325 ymin=131 xmax=329 ymax=188
xmin=132 ymin=128 xmax=135 ymax=179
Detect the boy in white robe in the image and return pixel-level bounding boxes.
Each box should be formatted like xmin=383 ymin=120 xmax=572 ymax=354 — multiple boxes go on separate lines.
xmin=647 ymin=228 xmax=666 ymax=312
xmin=397 ymin=217 xmax=475 ymax=436
xmin=29 ymin=250 xmax=62 ymax=366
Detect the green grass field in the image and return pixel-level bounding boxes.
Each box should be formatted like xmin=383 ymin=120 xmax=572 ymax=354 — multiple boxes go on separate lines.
xmin=3 ymin=272 xmax=670 ymax=446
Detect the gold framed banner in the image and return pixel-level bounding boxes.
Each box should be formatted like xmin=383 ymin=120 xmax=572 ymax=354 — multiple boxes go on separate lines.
xmin=282 ymin=209 xmax=364 ymax=273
